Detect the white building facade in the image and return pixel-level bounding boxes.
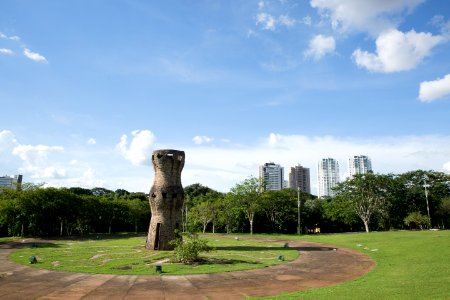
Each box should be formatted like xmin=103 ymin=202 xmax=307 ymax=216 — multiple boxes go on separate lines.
xmin=259 ymin=162 xmax=284 ymax=191
xmin=348 ymin=155 xmax=372 ymax=177
xmin=317 ymin=158 xmax=340 ymax=198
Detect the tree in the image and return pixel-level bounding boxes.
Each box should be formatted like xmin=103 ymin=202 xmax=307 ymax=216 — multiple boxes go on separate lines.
xmin=404 ymin=211 xmax=429 ymax=230
xmin=184 ymin=183 xmax=214 ymax=199
xmin=127 ymin=199 xmax=148 ymax=233
xmin=189 ymin=201 xmax=214 ymax=233
xmin=436 ymin=197 xmax=450 ymax=229
xmin=399 ymin=170 xmax=450 ymax=228
xmin=230 ymin=177 xmax=262 ymax=234
xmin=261 ymin=189 xmax=297 ymax=233
xmin=91 ymin=187 xmax=114 ymax=197
xmin=218 ymin=194 xmax=241 ymax=233
xmin=99 ymin=197 xmax=127 ymax=234
xmin=68 ymin=187 xmax=93 ymax=196
xmin=322 ymin=197 xmax=359 ymax=232
xmin=334 ymin=173 xmax=391 ymax=232
xmin=183 ymin=183 xmax=215 ymax=232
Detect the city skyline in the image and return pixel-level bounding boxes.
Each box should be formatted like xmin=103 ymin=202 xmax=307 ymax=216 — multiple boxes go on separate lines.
xmin=1 ymin=1 xmax=450 ymax=194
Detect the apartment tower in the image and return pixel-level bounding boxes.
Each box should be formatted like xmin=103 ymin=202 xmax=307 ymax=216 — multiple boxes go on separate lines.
xmin=288 ymin=164 xmax=311 ymax=194
xmin=317 ymin=158 xmax=340 ymax=198
xmin=348 ymin=155 xmax=372 ymax=177
xmin=259 ymin=162 xmax=284 ymax=191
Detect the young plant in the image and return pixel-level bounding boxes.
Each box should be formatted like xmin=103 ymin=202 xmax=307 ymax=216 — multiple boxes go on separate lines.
xmin=169 ymin=233 xmax=212 ymax=264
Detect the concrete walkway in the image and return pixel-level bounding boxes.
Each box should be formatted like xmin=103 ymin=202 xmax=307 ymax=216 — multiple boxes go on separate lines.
xmin=0 ymin=237 xmax=374 ymax=299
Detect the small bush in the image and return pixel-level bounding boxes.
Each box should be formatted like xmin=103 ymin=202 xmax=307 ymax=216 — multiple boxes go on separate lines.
xmin=404 ymin=211 xmax=429 ymax=229
xmin=170 ymin=233 xmax=212 ymax=264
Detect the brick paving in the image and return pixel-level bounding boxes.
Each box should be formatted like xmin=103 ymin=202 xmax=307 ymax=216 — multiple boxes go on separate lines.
xmin=0 ymin=237 xmax=374 ymax=299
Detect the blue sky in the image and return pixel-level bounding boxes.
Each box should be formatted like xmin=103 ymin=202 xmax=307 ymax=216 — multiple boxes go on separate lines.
xmin=1 ymin=0 xmax=450 ymax=194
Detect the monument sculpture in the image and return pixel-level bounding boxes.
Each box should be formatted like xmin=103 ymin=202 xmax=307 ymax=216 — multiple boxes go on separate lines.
xmin=146 ymin=149 xmax=185 ymax=250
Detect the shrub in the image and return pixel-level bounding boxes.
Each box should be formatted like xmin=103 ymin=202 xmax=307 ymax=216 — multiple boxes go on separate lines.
xmin=170 ymin=233 xmax=212 ymax=264
xmin=404 ymin=211 xmax=429 ymax=229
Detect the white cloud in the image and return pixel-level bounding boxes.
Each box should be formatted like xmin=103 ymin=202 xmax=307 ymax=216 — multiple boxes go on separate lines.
xmin=12 ymin=144 xmax=63 ymax=164
xmin=117 ymin=130 xmax=156 ymax=166
xmin=184 ymin=133 xmax=450 ymax=194
xmin=0 ymin=32 xmax=6 ymax=39
xmin=279 ymin=15 xmax=296 ymax=28
xmin=444 ymin=162 xmax=450 ymax=173
xmin=310 ymin=0 xmax=425 ymax=36
xmin=352 ymin=29 xmax=443 ymax=73
xmin=39 ymin=166 xmax=67 ymax=179
xmin=193 ymin=135 xmax=214 ymax=145
xmin=258 ymin=0 xmax=265 ymax=10
xmin=12 ymin=144 xmax=66 ymax=179
xmin=256 ymin=12 xmax=297 ymax=31
xmin=23 ymin=48 xmax=47 ymax=63
xmin=87 ymin=138 xmax=96 ymax=145
xmin=256 ymin=13 xmax=277 ymax=31
xmin=0 ymin=130 xmax=17 ymax=144
xmin=301 ymin=15 xmax=312 ymax=26
xmin=0 ymin=48 xmax=14 ymax=55
xmin=304 ymin=35 xmax=336 ymax=60
xmin=0 ymin=130 xmax=18 ymax=155
xmin=430 ymin=15 xmax=450 ymax=37
xmin=4 ymin=130 xmax=450 ymax=194
xmin=79 ymin=167 xmax=105 ymax=188
xmin=9 ymin=36 xmax=20 ymax=41
xmin=419 ymin=74 xmax=450 ymax=102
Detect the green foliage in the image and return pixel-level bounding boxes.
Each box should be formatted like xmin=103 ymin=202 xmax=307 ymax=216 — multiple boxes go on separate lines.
xmin=404 ymin=211 xmax=429 ymax=229
xmin=184 ymin=183 xmax=214 ymax=199
xmin=0 ymin=185 xmax=149 ymax=237
xmin=230 ymin=176 xmax=263 ymax=234
xmin=261 ymin=189 xmax=297 ymax=233
xmin=322 ymin=197 xmax=360 ymax=231
xmin=334 ymin=173 xmax=393 ymax=232
xmin=1 ymin=169 xmax=449 ymax=238
xmin=170 ymin=233 xmax=213 ymax=263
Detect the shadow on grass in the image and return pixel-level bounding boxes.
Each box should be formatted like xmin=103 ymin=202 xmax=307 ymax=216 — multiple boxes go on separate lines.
xmin=214 ymin=246 xmax=289 ymax=251
xmin=195 ymin=258 xmax=261 ymax=265
xmin=64 ymin=233 xmax=146 ymax=242
xmin=0 ymin=241 xmax=61 ymax=249
xmin=292 ymin=246 xmax=337 ymax=252
xmin=214 ymin=245 xmax=336 ymax=252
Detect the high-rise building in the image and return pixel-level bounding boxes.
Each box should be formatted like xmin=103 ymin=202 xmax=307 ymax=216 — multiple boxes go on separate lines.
xmin=288 ymin=164 xmax=311 ymax=194
xmin=348 ymin=155 xmax=372 ymax=177
xmin=0 ymin=175 xmax=23 ymax=190
xmin=317 ymin=158 xmax=340 ymax=198
xmin=259 ymin=162 xmax=284 ymax=191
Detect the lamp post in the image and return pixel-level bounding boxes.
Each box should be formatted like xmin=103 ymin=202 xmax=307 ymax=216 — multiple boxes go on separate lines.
xmin=297 ymin=186 xmax=301 ymax=235
xmin=423 ymin=179 xmax=431 ymax=228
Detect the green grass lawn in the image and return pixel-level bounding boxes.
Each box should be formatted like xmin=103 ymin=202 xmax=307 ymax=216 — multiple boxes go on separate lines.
xmin=5 ymin=230 xmax=449 ymax=299
xmin=254 ymin=230 xmax=450 ymax=300
xmin=8 ymin=235 xmax=298 ymax=275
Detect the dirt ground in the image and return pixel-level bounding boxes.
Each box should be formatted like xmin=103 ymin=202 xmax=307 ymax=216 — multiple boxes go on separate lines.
xmin=0 ymin=237 xmax=374 ymax=299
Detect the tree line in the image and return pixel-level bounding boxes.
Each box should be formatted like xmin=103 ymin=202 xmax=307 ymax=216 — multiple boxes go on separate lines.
xmin=184 ymin=170 xmax=450 ymax=234
xmin=0 ymin=169 xmax=449 ymax=237
xmin=0 ymin=185 xmax=149 ymax=237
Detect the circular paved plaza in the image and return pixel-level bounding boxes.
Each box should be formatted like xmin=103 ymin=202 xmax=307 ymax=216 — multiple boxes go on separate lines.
xmin=0 ymin=237 xmax=374 ymax=299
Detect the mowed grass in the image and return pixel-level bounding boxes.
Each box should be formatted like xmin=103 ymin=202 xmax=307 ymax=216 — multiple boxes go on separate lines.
xmin=8 ymin=236 xmax=298 ymax=275
xmin=255 ymin=230 xmax=450 ymax=300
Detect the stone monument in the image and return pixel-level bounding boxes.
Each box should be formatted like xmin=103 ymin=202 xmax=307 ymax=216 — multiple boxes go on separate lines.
xmin=146 ymin=149 xmax=185 ymax=250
